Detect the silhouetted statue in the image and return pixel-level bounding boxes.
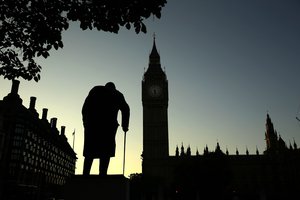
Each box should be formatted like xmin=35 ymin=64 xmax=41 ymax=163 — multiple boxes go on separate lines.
xmin=82 ymin=82 xmax=130 ymax=175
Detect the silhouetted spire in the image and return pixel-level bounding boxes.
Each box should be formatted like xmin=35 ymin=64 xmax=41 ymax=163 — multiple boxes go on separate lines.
xmin=293 ymin=138 xmax=298 ymax=149
xmin=180 ymin=143 xmax=185 ymax=156
xmin=143 ymin=35 xmax=167 ymax=83
xmin=186 ymin=145 xmax=191 ymax=156
xmin=236 ymin=147 xmax=239 ymax=155
xmin=149 ymin=34 xmax=160 ymax=65
xmin=175 ymin=145 xmax=179 ymax=157
xmin=213 ymin=142 xmax=226 ymax=156
xmin=143 ymin=35 xmax=166 ymax=82
xmin=226 ymin=147 xmax=229 ymax=155
xmin=265 ymin=113 xmax=278 ymax=151
xmin=278 ymin=134 xmax=287 ymax=150
xmin=246 ymin=146 xmax=249 ymax=155
xmin=256 ymin=146 xmax=259 ymax=155
xmin=215 ymin=142 xmax=223 ymax=155
xmin=204 ymin=145 xmax=209 ymax=155
xmin=289 ymin=141 xmax=293 ymax=150
xmin=196 ymin=148 xmax=200 ymax=156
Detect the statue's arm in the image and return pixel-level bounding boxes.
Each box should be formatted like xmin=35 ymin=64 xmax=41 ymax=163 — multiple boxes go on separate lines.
xmin=120 ymin=94 xmax=130 ymax=132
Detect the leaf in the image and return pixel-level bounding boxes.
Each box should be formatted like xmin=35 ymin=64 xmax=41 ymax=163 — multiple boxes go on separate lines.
xmin=141 ymin=23 xmax=147 ymax=33
xmin=58 ymin=41 xmax=63 ymax=48
xmin=54 ymin=43 xmax=59 ymax=50
xmin=47 ymin=44 xmax=52 ymax=50
xmin=134 ymin=22 xmax=141 ymax=34
xmin=80 ymin=22 xmax=87 ymax=30
xmin=42 ymin=51 xmax=49 ymax=58
xmin=34 ymin=76 xmax=39 ymax=82
xmin=125 ymin=23 xmax=131 ymax=30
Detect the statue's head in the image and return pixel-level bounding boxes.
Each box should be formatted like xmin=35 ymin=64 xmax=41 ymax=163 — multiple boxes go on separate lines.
xmin=105 ymin=82 xmax=116 ymax=90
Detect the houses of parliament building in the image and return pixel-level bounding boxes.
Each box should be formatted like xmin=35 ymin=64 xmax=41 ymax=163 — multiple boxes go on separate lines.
xmin=140 ymin=39 xmax=300 ymax=200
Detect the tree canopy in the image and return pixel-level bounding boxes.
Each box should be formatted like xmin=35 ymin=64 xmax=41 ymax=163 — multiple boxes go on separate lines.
xmin=0 ymin=0 xmax=167 ymax=81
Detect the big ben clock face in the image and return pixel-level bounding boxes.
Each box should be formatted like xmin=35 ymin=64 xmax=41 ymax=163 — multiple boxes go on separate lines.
xmin=148 ymin=85 xmax=162 ymax=97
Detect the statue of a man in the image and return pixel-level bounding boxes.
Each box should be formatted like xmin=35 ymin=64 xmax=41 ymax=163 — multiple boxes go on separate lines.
xmin=82 ymin=82 xmax=130 ymax=175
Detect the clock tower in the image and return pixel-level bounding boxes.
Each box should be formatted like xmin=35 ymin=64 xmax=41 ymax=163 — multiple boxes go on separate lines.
xmin=142 ymin=37 xmax=169 ymax=165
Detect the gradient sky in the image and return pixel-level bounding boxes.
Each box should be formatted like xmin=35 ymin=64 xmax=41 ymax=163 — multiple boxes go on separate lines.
xmin=1 ymin=0 xmax=300 ymax=177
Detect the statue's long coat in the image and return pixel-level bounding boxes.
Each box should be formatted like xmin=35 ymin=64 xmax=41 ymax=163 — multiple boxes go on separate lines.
xmin=82 ymin=86 xmax=130 ymax=158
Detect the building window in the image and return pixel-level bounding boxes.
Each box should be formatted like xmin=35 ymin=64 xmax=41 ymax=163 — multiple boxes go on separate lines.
xmin=15 ymin=124 xmax=25 ymax=135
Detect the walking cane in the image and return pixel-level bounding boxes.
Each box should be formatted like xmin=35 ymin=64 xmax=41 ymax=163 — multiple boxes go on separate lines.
xmin=123 ymin=131 xmax=127 ymax=176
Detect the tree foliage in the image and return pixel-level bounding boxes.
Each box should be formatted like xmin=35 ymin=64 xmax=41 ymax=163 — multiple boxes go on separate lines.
xmin=0 ymin=0 xmax=167 ymax=81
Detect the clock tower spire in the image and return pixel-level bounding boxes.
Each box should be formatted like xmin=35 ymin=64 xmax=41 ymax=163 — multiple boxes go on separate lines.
xmin=142 ymin=37 xmax=169 ymax=167
xmin=149 ymin=34 xmax=160 ymax=65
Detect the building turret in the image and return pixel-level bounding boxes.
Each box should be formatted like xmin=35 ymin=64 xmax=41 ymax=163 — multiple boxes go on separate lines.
xmin=186 ymin=145 xmax=191 ymax=156
xmin=256 ymin=146 xmax=259 ymax=155
xmin=204 ymin=145 xmax=209 ymax=155
xmin=264 ymin=114 xmax=289 ymax=154
xmin=180 ymin=143 xmax=185 ymax=156
xmin=265 ymin=114 xmax=278 ymax=151
xmin=278 ymin=135 xmax=287 ymax=150
xmin=175 ymin=145 xmax=179 ymax=157
xmin=294 ymin=139 xmax=298 ymax=150
xmin=196 ymin=148 xmax=200 ymax=156
xmin=149 ymin=36 xmax=160 ymax=65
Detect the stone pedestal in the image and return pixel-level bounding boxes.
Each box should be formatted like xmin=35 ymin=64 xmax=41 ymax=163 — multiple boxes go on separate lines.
xmin=64 ymin=175 xmax=129 ymax=200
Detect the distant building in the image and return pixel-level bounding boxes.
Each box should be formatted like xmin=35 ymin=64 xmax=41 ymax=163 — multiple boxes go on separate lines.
xmin=140 ymin=39 xmax=300 ymax=200
xmin=0 ymin=80 xmax=77 ymax=200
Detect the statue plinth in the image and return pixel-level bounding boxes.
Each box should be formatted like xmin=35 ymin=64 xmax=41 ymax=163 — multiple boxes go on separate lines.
xmin=64 ymin=175 xmax=129 ymax=200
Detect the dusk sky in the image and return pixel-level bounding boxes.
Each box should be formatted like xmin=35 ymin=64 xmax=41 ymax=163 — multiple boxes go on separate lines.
xmin=1 ymin=0 xmax=300 ymax=176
